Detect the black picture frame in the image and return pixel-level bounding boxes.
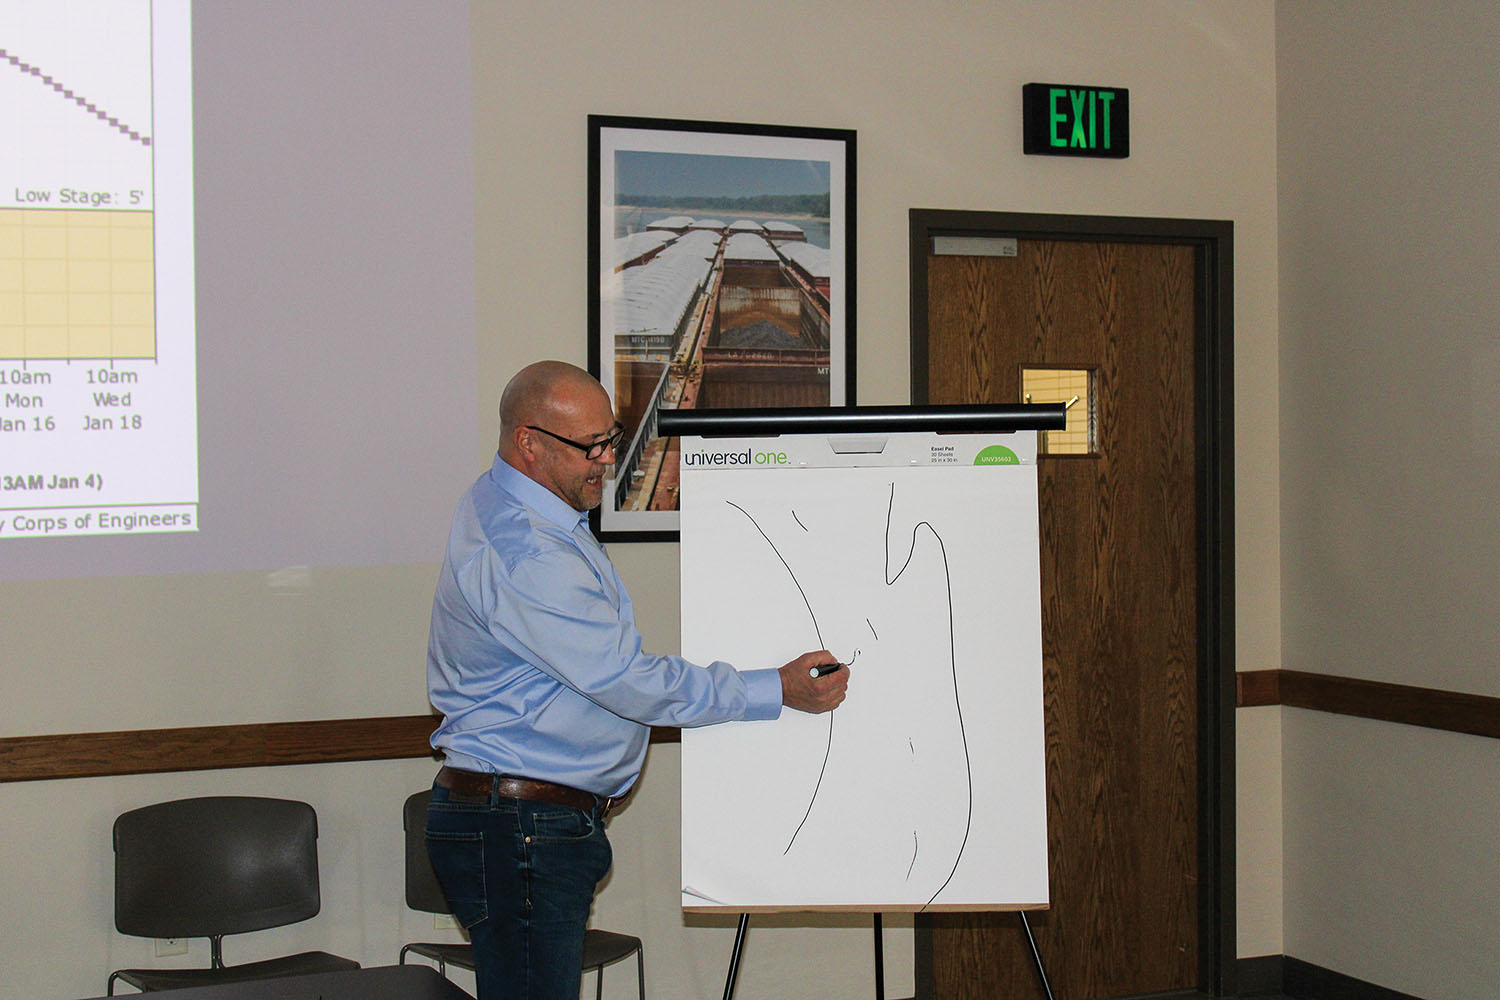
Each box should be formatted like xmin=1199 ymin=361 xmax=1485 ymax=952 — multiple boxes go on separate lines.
xmin=588 ymin=114 xmax=856 ymax=541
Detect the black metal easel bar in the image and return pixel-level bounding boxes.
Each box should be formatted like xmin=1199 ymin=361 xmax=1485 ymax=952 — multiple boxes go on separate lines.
xmin=659 ymin=403 xmax=1066 ymax=438
xmin=1019 ymin=912 xmax=1057 ymax=1000
xmin=726 ymin=913 xmax=896 ymax=1000
xmin=721 ymin=913 xmax=750 ymax=1000
xmin=728 ymin=914 xmax=1055 ymax=1000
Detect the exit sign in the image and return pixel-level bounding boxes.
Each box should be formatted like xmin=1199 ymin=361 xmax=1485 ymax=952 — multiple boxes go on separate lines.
xmin=1023 ymin=83 xmax=1130 ymax=158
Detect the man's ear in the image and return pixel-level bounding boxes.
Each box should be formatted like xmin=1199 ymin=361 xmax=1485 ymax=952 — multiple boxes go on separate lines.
xmin=504 ymin=425 xmax=535 ymax=467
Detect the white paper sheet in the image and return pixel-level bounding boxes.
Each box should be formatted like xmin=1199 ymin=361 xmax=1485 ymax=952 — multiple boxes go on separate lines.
xmin=680 ymin=461 xmax=1049 ymax=910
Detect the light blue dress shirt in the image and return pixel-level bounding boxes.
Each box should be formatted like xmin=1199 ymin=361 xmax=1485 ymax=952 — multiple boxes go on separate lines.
xmin=427 ymin=455 xmax=783 ymax=797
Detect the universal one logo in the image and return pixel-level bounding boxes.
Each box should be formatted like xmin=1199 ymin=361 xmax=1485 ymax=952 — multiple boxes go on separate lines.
xmin=682 ymin=448 xmax=789 ymax=467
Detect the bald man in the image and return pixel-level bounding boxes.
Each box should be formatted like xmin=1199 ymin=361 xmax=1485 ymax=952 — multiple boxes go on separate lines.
xmin=424 ymin=361 xmax=848 ymax=1000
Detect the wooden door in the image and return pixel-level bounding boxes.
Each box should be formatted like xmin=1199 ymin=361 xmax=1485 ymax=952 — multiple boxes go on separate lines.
xmin=913 ymin=222 xmax=1228 ymax=999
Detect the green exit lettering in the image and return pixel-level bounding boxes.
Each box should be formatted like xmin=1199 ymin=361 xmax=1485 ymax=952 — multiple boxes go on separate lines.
xmin=1023 ymin=82 xmax=1130 ymax=159
xmin=1049 ymin=88 xmax=1116 ymax=150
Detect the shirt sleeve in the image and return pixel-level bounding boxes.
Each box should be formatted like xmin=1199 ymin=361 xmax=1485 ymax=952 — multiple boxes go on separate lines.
xmin=466 ymin=540 xmax=784 ymax=727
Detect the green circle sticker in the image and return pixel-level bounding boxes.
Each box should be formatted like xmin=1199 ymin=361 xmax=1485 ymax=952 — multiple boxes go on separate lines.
xmin=973 ymin=444 xmax=1021 ymax=466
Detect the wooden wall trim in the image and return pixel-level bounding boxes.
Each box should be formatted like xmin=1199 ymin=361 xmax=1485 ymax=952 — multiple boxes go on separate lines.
xmin=6 ymin=669 xmax=1494 ymax=784
xmin=1276 ymin=669 xmax=1500 ymax=739
xmin=1237 ymin=669 xmax=1500 ymax=740
xmin=0 ymin=717 xmax=682 ymax=784
xmin=1236 ymin=669 xmax=1280 ymax=707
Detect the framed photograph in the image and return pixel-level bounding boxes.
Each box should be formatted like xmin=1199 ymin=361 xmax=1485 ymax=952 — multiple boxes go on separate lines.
xmin=588 ymin=114 xmax=856 ymax=541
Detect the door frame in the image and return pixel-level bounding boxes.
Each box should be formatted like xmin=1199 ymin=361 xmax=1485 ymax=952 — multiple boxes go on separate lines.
xmin=908 ymin=209 xmax=1236 ymax=997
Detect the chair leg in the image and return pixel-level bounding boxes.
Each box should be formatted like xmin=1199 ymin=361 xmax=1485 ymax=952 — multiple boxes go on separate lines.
xmin=583 ymin=945 xmax=646 ymax=1000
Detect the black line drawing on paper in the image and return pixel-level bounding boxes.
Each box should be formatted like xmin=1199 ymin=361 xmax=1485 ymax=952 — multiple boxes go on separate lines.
xmin=725 ymin=500 xmax=837 ymax=855
xmin=882 ymin=481 xmax=974 ymax=908
xmin=721 ymin=483 xmax=975 ymax=907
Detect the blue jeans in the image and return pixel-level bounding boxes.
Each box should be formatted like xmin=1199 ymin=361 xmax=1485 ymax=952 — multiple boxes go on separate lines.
xmin=425 ymin=780 xmax=613 ymax=1000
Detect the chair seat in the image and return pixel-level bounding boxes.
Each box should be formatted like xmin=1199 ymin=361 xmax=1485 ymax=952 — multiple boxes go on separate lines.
xmin=110 ymin=951 xmax=359 ymax=993
xmin=583 ymin=929 xmax=643 ymax=968
xmin=400 ymin=929 xmax=641 ymax=974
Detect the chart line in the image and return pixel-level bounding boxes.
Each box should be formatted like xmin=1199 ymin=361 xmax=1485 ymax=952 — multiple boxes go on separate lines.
xmin=0 ymin=47 xmax=152 ymax=146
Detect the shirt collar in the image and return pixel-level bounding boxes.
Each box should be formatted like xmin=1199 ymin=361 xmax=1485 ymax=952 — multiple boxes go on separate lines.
xmin=489 ymin=453 xmax=589 ymax=533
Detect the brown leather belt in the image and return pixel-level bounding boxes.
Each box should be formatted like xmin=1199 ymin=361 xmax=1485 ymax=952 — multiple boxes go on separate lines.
xmin=436 ymin=765 xmax=627 ymax=816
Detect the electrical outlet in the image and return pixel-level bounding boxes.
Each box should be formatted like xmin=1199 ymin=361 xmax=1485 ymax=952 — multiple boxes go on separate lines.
xmin=155 ymin=938 xmax=188 ymax=957
xmin=433 ymin=914 xmax=460 ymax=930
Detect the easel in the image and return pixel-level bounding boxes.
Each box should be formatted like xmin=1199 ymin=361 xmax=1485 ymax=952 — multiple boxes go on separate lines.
xmin=660 ymin=402 xmax=1066 ymax=441
xmin=666 ymin=404 xmax=1068 ymax=1000
xmin=719 ymin=912 xmax=1056 ymax=1000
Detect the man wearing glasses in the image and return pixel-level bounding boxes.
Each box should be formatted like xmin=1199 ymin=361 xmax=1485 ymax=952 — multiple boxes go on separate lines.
xmin=424 ymin=360 xmax=849 ymax=1000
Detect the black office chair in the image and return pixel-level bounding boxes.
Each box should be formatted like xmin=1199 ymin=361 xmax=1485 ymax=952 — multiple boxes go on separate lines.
xmin=107 ymin=796 xmax=360 ymax=994
xmin=400 ymin=788 xmax=646 ymax=1000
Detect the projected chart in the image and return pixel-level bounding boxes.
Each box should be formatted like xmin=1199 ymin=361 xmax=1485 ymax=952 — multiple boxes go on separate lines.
xmin=0 ymin=0 xmax=198 ymax=539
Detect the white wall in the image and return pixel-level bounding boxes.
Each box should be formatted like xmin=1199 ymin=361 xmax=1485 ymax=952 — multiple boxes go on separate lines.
xmin=0 ymin=3 xmax=1283 ymax=998
xmin=1277 ymin=2 xmax=1500 ymax=996
xmin=1282 ymin=714 xmax=1500 ymax=998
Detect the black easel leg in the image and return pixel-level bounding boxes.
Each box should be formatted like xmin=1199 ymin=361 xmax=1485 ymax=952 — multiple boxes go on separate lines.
xmin=722 ymin=913 xmax=750 ymax=1000
xmin=1018 ymin=912 xmax=1057 ymax=1000
xmin=873 ymin=913 xmax=885 ymax=1000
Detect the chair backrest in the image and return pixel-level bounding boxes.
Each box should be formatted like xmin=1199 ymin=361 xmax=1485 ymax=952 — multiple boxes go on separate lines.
xmin=114 ymin=796 xmax=323 ymax=939
xmin=402 ymin=789 xmax=452 ymax=914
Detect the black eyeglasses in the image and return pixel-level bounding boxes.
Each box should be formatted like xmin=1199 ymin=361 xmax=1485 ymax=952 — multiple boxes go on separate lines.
xmin=526 ymin=422 xmax=626 ymax=461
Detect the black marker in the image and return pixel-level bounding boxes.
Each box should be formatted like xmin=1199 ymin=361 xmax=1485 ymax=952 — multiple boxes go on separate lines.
xmin=809 ymin=662 xmax=843 ymax=678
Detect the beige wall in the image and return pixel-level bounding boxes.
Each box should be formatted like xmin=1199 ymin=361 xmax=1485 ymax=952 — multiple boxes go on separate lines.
xmin=0 ymin=3 xmax=1284 ymax=998
xmin=1277 ymin=2 xmax=1500 ymax=996
xmin=471 ymin=0 xmax=1282 ymax=972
